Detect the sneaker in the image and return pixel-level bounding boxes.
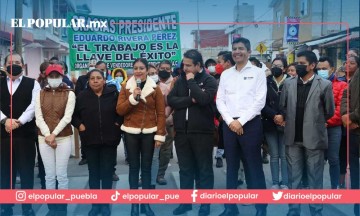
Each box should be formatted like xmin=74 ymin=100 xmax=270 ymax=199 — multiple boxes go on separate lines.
xmin=78 ymin=159 xmax=87 ymax=165
xmin=280 ymin=185 xmax=289 ymax=189
xmin=156 ymin=177 xmax=167 ymax=185
xmin=216 ymin=158 xmax=223 ymax=168
xmin=271 ymin=184 xmax=280 ymax=189
xmin=112 ymin=173 xmax=119 ymax=181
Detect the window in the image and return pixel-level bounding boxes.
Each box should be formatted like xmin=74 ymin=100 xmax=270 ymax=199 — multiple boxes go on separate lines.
xmin=300 ymin=0 xmax=308 ymax=17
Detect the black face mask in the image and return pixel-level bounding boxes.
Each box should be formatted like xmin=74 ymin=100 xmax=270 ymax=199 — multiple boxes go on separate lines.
xmin=158 ymin=70 xmax=171 ymax=79
xmin=7 ymin=65 xmax=23 ymax=76
xmin=271 ymin=67 xmax=283 ymax=78
xmin=296 ymin=64 xmax=308 ymax=78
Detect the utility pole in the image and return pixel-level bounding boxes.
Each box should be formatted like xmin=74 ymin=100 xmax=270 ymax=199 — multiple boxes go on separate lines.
xmin=15 ymin=0 xmax=22 ymax=55
xmin=196 ymin=0 xmax=200 ymax=49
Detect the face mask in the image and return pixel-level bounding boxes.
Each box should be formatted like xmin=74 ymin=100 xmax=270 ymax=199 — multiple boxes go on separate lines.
xmin=115 ymin=77 xmax=123 ymax=83
xmin=208 ymin=65 xmax=216 ymax=73
xmin=150 ymin=75 xmax=159 ymax=83
xmin=158 ymin=70 xmax=171 ymax=79
xmin=47 ymin=78 xmax=63 ymax=88
xmin=7 ymin=65 xmax=23 ymax=76
xmin=317 ymin=69 xmax=329 ymax=79
xmin=89 ymin=67 xmax=95 ymax=71
xmin=215 ymin=64 xmax=224 ymax=74
xmin=296 ymin=64 xmax=308 ymax=78
xmin=271 ymin=67 xmax=283 ymax=78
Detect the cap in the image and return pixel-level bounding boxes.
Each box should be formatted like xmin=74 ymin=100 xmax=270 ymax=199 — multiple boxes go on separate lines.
xmin=45 ymin=64 xmax=64 ymax=76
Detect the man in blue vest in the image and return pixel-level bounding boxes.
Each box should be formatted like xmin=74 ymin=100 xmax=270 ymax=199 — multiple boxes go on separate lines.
xmin=1 ymin=53 xmax=41 ymax=216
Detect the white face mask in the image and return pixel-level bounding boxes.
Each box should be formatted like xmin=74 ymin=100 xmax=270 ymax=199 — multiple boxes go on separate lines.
xmin=89 ymin=67 xmax=95 ymax=71
xmin=150 ymin=74 xmax=159 ymax=83
xmin=208 ymin=65 xmax=216 ymax=73
xmin=47 ymin=78 xmax=63 ymax=88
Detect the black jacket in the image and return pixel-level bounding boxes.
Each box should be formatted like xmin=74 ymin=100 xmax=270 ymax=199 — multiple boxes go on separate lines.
xmin=168 ymin=70 xmax=217 ymax=134
xmin=75 ymin=74 xmax=88 ymax=96
xmin=72 ymin=86 xmax=122 ymax=146
xmin=261 ymin=74 xmax=289 ymax=130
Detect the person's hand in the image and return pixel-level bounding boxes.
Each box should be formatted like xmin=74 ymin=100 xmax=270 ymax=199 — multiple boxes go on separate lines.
xmin=349 ymin=123 xmax=359 ymax=130
xmin=229 ymin=120 xmax=243 ymax=135
xmin=342 ymin=114 xmax=352 ymax=127
xmin=186 ymin=73 xmax=194 ymax=80
xmin=325 ymin=123 xmax=328 ymax=127
xmin=273 ymin=115 xmax=284 ymax=125
xmin=155 ymin=140 xmax=163 ymax=148
xmin=79 ymin=124 xmax=86 ymax=132
xmin=5 ymin=119 xmax=20 ymax=133
xmin=280 ymin=121 xmax=286 ymax=127
xmin=45 ymin=133 xmax=56 ymax=145
xmin=133 ymin=87 xmax=142 ymax=100
xmin=49 ymin=141 xmax=57 ymax=149
xmin=192 ymin=98 xmax=197 ymax=103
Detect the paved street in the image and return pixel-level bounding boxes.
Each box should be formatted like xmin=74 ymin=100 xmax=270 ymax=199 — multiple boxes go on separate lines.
xmin=9 ymin=141 xmax=355 ymax=216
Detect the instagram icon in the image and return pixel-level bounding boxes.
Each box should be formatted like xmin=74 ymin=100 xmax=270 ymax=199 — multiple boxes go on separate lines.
xmin=16 ymin=191 xmax=27 ymax=202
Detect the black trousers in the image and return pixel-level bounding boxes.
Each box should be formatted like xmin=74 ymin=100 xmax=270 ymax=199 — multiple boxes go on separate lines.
xmin=217 ymin=120 xmax=225 ymax=152
xmin=222 ymin=116 xmax=267 ymax=211
xmin=175 ymin=132 xmax=214 ymax=190
xmin=79 ymin=134 xmax=87 ymax=160
xmin=86 ymin=145 xmax=117 ymax=190
xmin=1 ymin=137 xmax=36 ymax=211
xmin=125 ymin=133 xmax=155 ymax=189
xmin=339 ymin=132 xmax=347 ymax=175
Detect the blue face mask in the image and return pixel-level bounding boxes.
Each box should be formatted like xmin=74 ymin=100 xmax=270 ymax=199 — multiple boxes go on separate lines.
xmin=115 ymin=77 xmax=123 ymax=83
xmin=317 ymin=69 xmax=329 ymax=79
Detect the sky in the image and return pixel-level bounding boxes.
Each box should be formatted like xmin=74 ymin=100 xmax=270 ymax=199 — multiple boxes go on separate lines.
xmin=91 ymin=0 xmax=273 ymax=48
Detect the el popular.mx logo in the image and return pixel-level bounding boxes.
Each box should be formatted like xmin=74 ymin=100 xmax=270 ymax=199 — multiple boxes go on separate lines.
xmin=272 ymin=191 xmax=283 ymax=201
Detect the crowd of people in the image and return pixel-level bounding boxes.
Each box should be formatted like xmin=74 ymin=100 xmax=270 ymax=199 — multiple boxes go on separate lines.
xmin=0 ymin=37 xmax=359 ymax=216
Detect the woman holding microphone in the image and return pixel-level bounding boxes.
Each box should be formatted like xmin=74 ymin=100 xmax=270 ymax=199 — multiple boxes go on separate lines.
xmin=117 ymin=58 xmax=166 ymax=216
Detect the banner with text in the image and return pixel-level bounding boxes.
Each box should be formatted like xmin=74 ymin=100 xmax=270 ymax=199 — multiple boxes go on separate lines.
xmin=1 ymin=190 xmax=359 ymax=204
xmin=67 ymin=12 xmax=181 ymax=71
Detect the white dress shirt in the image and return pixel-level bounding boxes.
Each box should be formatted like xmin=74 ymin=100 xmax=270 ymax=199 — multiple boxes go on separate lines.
xmin=0 ymin=75 xmax=41 ymax=124
xmin=216 ymin=61 xmax=267 ymax=126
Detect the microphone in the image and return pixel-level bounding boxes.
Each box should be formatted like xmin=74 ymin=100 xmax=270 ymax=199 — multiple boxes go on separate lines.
xmin=136 ymin=78 xmax=141 ymax=101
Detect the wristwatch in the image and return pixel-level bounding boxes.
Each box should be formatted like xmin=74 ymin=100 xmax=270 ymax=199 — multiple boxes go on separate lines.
xmin=1 ymin=117 xmax=8 ymax=125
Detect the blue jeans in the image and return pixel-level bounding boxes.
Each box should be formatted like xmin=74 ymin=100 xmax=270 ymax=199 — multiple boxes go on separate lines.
xmin=326 ymin=126 xmax=342 ymax=189
xmin=264 ymin=129 xmax=287 ymax=185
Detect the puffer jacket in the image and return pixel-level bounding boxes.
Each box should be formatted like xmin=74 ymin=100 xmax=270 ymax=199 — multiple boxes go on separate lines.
xmin=116 ymin=76 xmax=166 ymax=142
xmin=327 ymin=77 xmax=347 ymax=127
xmin=72 ymin=86 xmax=122 ymax=146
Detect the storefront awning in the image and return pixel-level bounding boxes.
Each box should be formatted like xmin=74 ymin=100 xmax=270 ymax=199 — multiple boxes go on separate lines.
xmin=303 ymin=34 xmax=347 ymax=46
xmin=320 ymin=32 xmax=359 ymax=47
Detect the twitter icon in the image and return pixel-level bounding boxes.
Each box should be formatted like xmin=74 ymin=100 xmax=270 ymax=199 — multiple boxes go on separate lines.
xmin=272 ymin=191 xmax=283 ymax=201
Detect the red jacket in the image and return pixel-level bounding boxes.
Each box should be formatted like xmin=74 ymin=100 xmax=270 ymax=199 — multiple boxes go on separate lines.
xmin=327 ymin=77 xmax=348 ymax=127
